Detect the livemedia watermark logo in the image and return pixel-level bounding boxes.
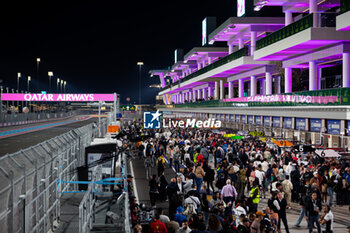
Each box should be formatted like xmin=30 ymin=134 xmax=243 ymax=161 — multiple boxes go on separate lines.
xmin=143 ymin=110 xmax=222 ymax=129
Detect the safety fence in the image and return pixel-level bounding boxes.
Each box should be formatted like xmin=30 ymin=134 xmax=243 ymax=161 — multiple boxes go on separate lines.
xmin=0 ymin=118 xmax=107 ymax=233
xmin=0 ymin=111 xmax=78 ymax=127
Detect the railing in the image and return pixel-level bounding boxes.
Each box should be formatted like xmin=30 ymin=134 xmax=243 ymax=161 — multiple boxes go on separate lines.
xmin=172 ymin=87 xmax=350 ymax=108
xmin=159 ymin=47 xmax=249 ymax=92
xmin=0 ymin=111 xmax=77 ymax=127
xmin=256 ymin=14 xmax=313 ymax=50
xmin=341 ymin=0 xmax=350 ymax=13
xmin=0 ymin=119 xmax=107 ymax=233
xmin=256 ymin=13 xmax=337 ymax=50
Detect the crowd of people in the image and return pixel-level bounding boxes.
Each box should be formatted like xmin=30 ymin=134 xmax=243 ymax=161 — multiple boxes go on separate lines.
xmin=126 ymin=125 xmax=350 ymax=233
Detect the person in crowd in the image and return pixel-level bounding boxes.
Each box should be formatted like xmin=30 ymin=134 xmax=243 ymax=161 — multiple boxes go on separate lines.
xmin=174 ymin=206 xmax=188 ymax=226
xmin=237 ymin=217 xmax=250 ymax=233
xmin=157 ymin=154 xmax=166 ymax=177
xmin=281 ymin=175 xmax=293 ymax=207
xmin=319 ymin=205 xmax=333 ymax=233
xmin=157 ymin=207 xmax=170 ymax=224
xmin=159 ymin=172 xmax=168 ymax=202
xmin=133 ymin=224 xmax=142 ymax=233
xmin=250 ymin=211 xmax=264 ymax=233
xmin=276 ymin=191 xmax=290 ymax=233
xmin=149 ymin=213 xmax=168 ymax=233
xmin=149 ymin=174 xmax=159 ymax=208
xmin=250 ymin=178 xmax=260 ymax=213
xmin=176 ymin=220 xmax=191 ymax=233
xmin=194 ymin=163 xmax=206 ymax=193
xmin=305 ymin=191 xmax=322 ymax=233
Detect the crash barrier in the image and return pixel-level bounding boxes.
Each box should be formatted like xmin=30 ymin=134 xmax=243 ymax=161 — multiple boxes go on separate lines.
xmin=0 ymin=118 xmax=107 ymax=233
xmin=0 ymin=111 xmax=78 ymax=127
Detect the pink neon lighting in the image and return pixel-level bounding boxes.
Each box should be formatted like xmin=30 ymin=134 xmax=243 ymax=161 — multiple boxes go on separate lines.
xmin=223 ymin=94 xmax=339 ymax=104
xmin=1 ymin=93 xmax=116 ymax=102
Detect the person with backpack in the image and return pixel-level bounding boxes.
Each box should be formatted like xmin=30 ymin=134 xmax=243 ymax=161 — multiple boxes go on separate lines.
xmin=157 ymin=154 xmax=166 ymax=177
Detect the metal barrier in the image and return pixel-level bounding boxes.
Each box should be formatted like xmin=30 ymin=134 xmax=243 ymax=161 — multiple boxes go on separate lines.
xmin=79 ymin=165 xmax=102 ymax=233
xmin=0 ymin=118 xmax=107 ymax=233
xmin=0 ymin=111 xmax=78 ymax=127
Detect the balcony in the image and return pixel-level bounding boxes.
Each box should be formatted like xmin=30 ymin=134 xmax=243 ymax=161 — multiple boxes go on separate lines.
xmin=255 ymin=13 xmax=341 ymax=61
xmin=256 ymin=14 xmax=313 ymax=50
xmin=159 ymin=47 xmax=249 ymax=93
xmin=173 ymin=87 xmax=350 ymax=108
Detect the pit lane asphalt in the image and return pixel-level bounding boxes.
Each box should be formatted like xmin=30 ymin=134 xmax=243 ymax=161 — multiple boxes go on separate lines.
xmin=0 ymin=116 xmax=97 ymax=156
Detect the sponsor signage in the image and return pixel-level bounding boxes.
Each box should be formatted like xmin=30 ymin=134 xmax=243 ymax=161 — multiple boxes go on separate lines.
xmin=248 ymin=115 xmax=253 ymax=124
xmin=273 ymin=117 xmax=281 ymax=127
xmin=223 ymin=94 xmax=339 ymax=105
xmin=263 ymin=116 xmax=270 ymax=126
xmin=1 ymin=93 xmax=116 ymax=102
xmin=327 ymin=120 xmax=341 ymax=134
xmin=296 ymin=118 xmax=306 ymax=130
xmin=284 ymin=117 xmax=293 ymax=129
xmin=235 ymin=115 xmax=240 ymax=123
xmin=241 ymin=115 xmax=246 ymax=124
xmin=310 ymin=119 xmax=322 ymax=132
xmin=255 ymin=116 xmax=261 ymax=125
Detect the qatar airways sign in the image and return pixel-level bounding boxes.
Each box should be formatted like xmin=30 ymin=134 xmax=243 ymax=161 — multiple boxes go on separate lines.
xmin=1 ymin=93 xmax=116 ymax=102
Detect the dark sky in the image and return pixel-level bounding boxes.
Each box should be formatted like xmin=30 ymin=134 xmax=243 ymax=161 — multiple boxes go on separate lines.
xmin=0 ymin=0 xmax=281 ymax=104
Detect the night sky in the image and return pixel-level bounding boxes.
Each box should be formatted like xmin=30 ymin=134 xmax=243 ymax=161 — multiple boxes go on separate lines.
xmin=0 ymin=1 xmax=282 ymax=104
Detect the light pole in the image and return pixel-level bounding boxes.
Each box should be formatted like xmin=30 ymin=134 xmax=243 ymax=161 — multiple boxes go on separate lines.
xmin=137 ymin=62 xmax=144 ymax=105
xmin=48 ymin=71 xmax=53 ymax=93
xmin=17 ymin=72 xmax=21 ymax=91
xmin=60 ymin=80 xmax=63 ymax=93
xmin=11 ymin=88 xmax=14 ymax=110
xmin=27 ymin=76 xmax=31 ymax=92
xmin=57 ymin=78 xmax=60 ymax=93
xmin=6 ymin=87 xmax=8 ymax=111
xmin=21 ymin=90 xmax=24 ymax=112
xmin=36 ymin=58 xmax=40 ymax=91
xmin=64 ymin=81 xmax=67 ymax=93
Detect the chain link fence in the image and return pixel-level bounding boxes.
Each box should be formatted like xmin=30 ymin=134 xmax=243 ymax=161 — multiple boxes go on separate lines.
xmin=0 ymin=111 xmax=78 ymax=127
xmin=0 ymin=118 xmax=107 ymax=233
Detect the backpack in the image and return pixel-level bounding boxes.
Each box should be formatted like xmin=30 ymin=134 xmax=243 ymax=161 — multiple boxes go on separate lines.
xmin=228 ymin=165 xmax=235 ymax=175
xmin=157 ymin=158 xmax=164 ymax=169
xmin=183 ymin=203 xmax=197 ymax=219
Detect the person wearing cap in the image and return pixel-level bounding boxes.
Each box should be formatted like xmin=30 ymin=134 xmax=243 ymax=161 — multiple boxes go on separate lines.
xmin=174 ymin=206 xmax=187 ymax=226
xmin=250 ymin=211 xmax=264 ymax=233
